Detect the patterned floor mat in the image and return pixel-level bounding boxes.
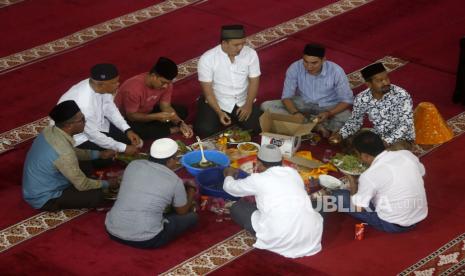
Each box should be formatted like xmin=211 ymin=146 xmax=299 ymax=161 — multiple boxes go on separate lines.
xmin=399 ymin=233 xmax=465 ymax=276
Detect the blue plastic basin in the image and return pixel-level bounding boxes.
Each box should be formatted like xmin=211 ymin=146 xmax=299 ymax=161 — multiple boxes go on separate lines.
xmin=181 ymin=150 xmax=230 ymax=177
xmin=195 ymin=167 xmax=248 ymax=200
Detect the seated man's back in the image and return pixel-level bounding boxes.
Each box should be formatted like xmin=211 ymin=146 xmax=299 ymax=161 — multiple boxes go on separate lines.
xmin=105 ymin=159 xmax=185 ymax=241
xmin=354 ymin=150 xmax=427 ymax=226
xmin=224 ymin=144 xmax=323 ymax=259
xmin=250 ymin=166 xmax=323 ymax=257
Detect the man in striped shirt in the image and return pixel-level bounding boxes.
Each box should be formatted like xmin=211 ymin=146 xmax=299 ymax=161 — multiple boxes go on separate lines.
xmin=261 ymin=44 xmax=354 ymax=138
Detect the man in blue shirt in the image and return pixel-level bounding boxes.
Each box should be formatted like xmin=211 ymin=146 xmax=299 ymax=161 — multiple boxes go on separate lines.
xmin=261 ymin=44 xmax=353 ymax=137
xmin=22 ymin=101 xmax=118 ymax=211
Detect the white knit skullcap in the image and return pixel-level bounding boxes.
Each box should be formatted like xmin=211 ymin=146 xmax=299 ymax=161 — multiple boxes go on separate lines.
xmin=150 ymin=138 xmax=178 ymax=159
xmin=257 ymin=144 xmax=282 ymax=163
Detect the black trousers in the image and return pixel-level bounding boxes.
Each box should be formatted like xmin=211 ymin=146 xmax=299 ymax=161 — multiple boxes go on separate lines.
xmin=41 ymin=186 xmax=104 ymax=211
xmin=453 ymin=37 xmax=465 ymax=105
xmin=128 ymin=104 xmax=188 ymax=140
xmin=229 ymin=199 xmax=257 ymax=236
xmin=78 ymin=122 xmax=131 ymax=151
xmin=107 ymin=212 xmax=198 ymax=249
xmin=193 ymin=96 xmax=263 ymax=138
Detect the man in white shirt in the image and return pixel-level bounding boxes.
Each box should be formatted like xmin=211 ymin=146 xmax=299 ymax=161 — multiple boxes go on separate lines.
xmin=332 ymin=131 xmax=428 ymax=232
xmin=58 ymin=64 xmax=141 ymax=155
xmin=223 ymin=144 xmax=323 ymax=258
xmin=195 ymin=25 xmax=262 ymax=137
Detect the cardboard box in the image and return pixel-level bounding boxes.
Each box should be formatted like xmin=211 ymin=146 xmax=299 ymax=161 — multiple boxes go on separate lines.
xmin=259 ymin=111 xmax=316 ymax=157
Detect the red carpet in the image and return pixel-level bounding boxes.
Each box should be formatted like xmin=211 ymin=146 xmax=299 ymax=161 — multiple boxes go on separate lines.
xmin=212 ymin=134 xmax=465 ymax=275
xmin=0 ymin=0 xmax=336 ymax=133
xmin=1 ymin=0 xmax=465 ymax=274
xmin=0 ymin=0 xmax=162 ymax=57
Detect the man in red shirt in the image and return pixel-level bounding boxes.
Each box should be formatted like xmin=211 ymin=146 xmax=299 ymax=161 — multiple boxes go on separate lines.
xmin=115 ymin=57 xmax=193 ymax=140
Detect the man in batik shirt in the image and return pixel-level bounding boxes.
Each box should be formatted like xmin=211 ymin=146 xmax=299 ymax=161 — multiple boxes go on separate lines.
xmin=330 ymin=62 xmax=415 ymax=149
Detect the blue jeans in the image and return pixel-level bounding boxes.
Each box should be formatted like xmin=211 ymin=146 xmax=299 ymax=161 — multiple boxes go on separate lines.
xmin=108 ymin=212 xmax=198 ymax=248
xmin=331 ymin=189 xmax=415 ymax=233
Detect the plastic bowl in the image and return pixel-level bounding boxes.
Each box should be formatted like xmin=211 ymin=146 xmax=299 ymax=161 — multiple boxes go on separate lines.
xmin=181 ymin=150 xmax=230 ymax=177
xmin=195 ymin=167 xmax=248 ymax=200
xmin=237 ymin=142 xmax=260 ymax=155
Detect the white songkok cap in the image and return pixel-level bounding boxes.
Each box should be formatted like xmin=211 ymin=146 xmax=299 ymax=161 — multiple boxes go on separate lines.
xmin=150 ymin=138 xmax=178 ymax=159
xmin=257 ymin=144 xmax=282 ymax=163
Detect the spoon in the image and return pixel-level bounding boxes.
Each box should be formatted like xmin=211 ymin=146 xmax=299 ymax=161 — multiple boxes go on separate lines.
xmin=196 ymin=136 xmax=211 ymax=167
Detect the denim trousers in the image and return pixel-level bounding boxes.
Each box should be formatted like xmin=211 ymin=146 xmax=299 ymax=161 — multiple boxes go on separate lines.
xmin=331 ymin=189 xmax=415 ymax=233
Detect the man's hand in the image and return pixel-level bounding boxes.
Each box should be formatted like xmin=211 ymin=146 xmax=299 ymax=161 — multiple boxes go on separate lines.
xmin=223 ymin=167 xmax=239 ymax=178
xmin=345 ymin=174 xmax=359 ymax=195
xmin=107 ymin=177 xmax=120 ymax=190
xmin=180 ymin=122 xmax=194 ymax=138
xmin=316 ymin=111 xmax=332 ymax=123
xmin=236 ymin=103 xmax=253 ymax=122
xmin=126 ymin=130 xmax=141 ymax=146
xmin=184 ymin=179 xmax=197 ymax=198
xmin=293 ymin=112 xmax=306 ymax=123
xmin=184 ymin=179 xmax=197 ymax=191
xmin=155 ymin=112 xmax=176 ymax=122
xmin=184 ymin=180 xmax=197 ymax=200
xmin=124 ymin=145 xmax=139 ymax=155
xmin=329 ymin=132 xmax=343 ymax=144
xmin=218 ymin=111 xmax=232 ymax=126
xmin=99 ymin=150 xmax=116 ymax=159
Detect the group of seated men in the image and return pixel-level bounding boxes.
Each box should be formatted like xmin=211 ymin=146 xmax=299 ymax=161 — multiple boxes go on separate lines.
xmin=22 ymin=24 xmax=426 ymax=257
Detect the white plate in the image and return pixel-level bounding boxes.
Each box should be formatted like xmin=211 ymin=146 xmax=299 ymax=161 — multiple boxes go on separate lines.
xmin=190 ymin=141 xmax=217 ymax=151
xmin=237 ymin=142 xmax=260 ymax=153
xmin=332 ymin=160 xmax=366 ymax=176
xmin=318 ymin=175 xmax=343 ymax=189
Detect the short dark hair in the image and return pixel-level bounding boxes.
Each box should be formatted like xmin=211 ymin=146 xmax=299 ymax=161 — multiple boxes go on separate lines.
xmin=258 ymin=158 xmax=282 ymax=168
xmin=352 ymin=131 xmax=386 ymax=157
xmin=149 ymin=57 xmax=178 ymax=80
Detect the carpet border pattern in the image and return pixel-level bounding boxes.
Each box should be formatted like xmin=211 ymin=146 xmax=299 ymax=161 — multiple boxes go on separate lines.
xmin=158 ymin=230 xmax=256 ymax=276
xmin=160 ymin=108 xmax=465 ymax=275
xmin=0 ymin=56 xmax=404 ymax=155
xmin=0 ymin=209 xmax=87 ymax=253
xmin=0 ymin=56 xmax=408 ymax=254
xmin=398 ymin=233 xmax=465 ymax=276
xmin=0 ymin=0 xmax=202 ymax=74
xmin=176 ymin=0 xmax=374 ymax=80
xmin=0 ymin=0 xmax=23 ymax=8
xmin=157 ymin=57 xmax=465 ymax=274
xmin=0 ymin=0 xmax=374 ymax=155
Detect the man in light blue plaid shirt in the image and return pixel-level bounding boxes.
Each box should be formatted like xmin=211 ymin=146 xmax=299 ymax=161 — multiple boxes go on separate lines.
xmin=261 ymin=44 xmax=353 ymax=137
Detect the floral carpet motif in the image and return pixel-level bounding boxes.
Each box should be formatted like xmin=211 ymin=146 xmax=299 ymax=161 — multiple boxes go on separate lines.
xmin=0 ymin=209 xmax=87 ymax=253
xmin=399 ymin=233 xmax=465 ymax=276
xmin=0 ymin=0 xmax=375 ymax=155
xmin=159 ymin=230 xmax=256 ymax=276
xmin=0 ymin=0 xmax=203 ymax=74
xmin=0 ymin=0 xmax=24 ymax=8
